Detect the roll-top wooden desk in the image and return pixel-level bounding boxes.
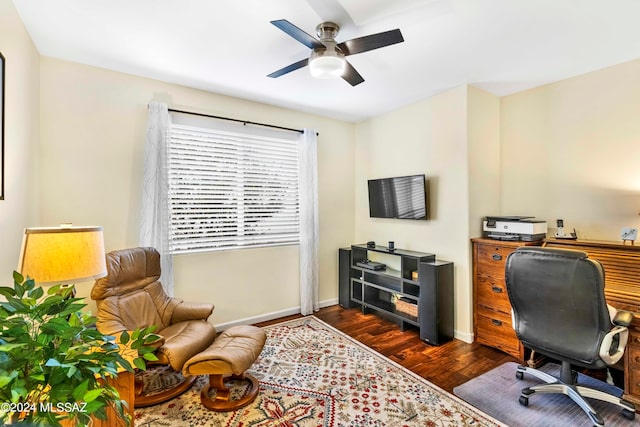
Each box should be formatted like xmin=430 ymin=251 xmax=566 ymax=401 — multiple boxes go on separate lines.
xmin=472 ymin=237 xmax=640 ymax=406
xmin=542 ymin=238 xmax=640 ymax=406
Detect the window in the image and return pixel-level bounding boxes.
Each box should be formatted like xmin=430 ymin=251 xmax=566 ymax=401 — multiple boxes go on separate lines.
xmin=167 ymin=114 xmax=300 ymax=254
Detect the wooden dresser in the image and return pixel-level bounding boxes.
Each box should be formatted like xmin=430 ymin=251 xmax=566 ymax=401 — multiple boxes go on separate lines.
xmin=542 ymin=238 xmax=640 ymax=406
xmin=471 ymin=238 xmax=541 ymax=360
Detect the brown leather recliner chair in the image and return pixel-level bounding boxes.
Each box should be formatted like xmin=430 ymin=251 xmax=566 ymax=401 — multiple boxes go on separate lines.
xmin=91 ymin=247 xmax=217 ymax=407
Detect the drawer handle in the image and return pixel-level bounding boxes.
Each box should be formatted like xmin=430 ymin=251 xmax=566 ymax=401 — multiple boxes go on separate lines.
xmin=492 ymin=254 xmax=502 ymax=261
xmin=636 ymin=356 xmax=640 ymax=364
xmin=635 ymin=337 xmax=640 ymax=344
xmin=491 ymin=319 xmax=503 ymax=326
xmin=491 ymin=286 xmax=503 ymax=293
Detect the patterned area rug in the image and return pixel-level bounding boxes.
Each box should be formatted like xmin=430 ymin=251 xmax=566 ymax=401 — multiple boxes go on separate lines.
xmin=134 ymin=316 xmax=503 ymax=426
xmin=136 ymin=365 xmax=188 ymax=398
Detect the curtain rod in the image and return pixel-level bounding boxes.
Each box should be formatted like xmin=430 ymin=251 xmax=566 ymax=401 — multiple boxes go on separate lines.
xmin=167 ymin=107 xmax=309 ymax=135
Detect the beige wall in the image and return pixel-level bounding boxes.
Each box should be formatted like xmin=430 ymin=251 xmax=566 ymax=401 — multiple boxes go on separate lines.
xmin=467 ymin=86 xmax=501 ymax=239
xmin=0 ymin=0 xmax=40 ymax=282
xmin=501 ymin=59 xmax=640 ymax=240
xmin=38 ymin=58 xmax=355 ymax=324
xmin=354 ymin=85 xmax=477 ymax=341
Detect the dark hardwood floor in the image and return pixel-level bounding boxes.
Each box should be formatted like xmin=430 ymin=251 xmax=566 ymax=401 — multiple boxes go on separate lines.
xmin=255 ymin=304 xmax=519 ymax=394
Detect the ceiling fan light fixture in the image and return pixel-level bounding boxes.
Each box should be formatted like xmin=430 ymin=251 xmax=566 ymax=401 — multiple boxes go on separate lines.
xmin=309 ymin=49 xmax=346 ymax=79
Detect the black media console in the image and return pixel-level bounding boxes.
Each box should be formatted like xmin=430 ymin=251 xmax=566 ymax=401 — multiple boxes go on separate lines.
xmin=338 ymin=244 xmax=454 ymax=345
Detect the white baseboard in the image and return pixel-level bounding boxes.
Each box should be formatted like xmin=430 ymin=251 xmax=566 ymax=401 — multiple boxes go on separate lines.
xmin=216 ymin=299 xmax=475 ymax=345
xmin=214 ymin=298 xmax=338 ymax=331
xmin=454 ymin=330 xmax=474 ymax=344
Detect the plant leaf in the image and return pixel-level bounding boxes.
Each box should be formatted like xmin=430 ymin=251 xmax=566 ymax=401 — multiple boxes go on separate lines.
xmin=5 ymin=296 xmax=28 ymax=312
xmin=47 ymin=283 xmax=62 ymax=295
xmin=66 ymin=365 xmax=78 ymax=378
xmin=12 ymin=270 xmax=24 ymax=284
xmin=0 ymin=302 xmax=16 ymax=313
xmin=0 ymin=286 xmax=15 ymax=298
xmin=133 ymin=358 xmax=146 ymax=370
xmin=72 ymin=379 xmax=90 ymax=402
xmin=119 ymin=330 xmax=130 ymax=345
xmin=144 ymin=333 xmax=162 ymax=344
xmin=45 ymin=358 xmax=62 ymax=367
xmin=14 ymin=280 xmax=25 ymax=298
xmin=142 ymin=352 xmax=158 ymax=361
xmin=83 ymin=388 xmax=103 ymax=403
xmin=83 ymin=400 xmax=105 ymax=416
xmin=0 ymin=372 xmax=17 ymax=387
xmin=29 ymin=287 xmax=44 ymax=299
xmin=28 ymin=373 xmax=45 ymax=382
xmin=40 ymin=318 xmax=70 ymax=335
xmin=0 ymin=343 xmax=27 ymax=352
xmin=10 ymin=386 xmax=28 ymax=402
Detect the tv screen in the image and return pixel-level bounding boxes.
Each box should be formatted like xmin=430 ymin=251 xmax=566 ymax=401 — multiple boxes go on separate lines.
xmin=368 ymin=174 xmax=428 ymax=220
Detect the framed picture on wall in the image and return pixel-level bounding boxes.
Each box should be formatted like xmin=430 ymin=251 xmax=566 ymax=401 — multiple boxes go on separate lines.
xmin=0 ymin=51 xmax=4 ymax=200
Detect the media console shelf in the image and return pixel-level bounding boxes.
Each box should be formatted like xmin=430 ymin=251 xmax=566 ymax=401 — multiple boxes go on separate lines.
xmin=342 ymin=244 xmax=454 ymax=345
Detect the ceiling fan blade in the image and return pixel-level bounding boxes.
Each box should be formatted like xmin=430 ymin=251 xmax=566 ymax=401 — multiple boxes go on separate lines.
xmin=267 ymin=58 xmax=310 ymax=78
xmin=271 ymin=19 xmax=324 ymax=50
xmin=342 ymin=61 xmax=364 ymax=86
xmin=337 ymin=29 xmax=404 ymax=56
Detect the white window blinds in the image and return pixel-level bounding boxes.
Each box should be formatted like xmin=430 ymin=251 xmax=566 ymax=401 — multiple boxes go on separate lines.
xmin=168 ymin=117 xmax=300 ymax=254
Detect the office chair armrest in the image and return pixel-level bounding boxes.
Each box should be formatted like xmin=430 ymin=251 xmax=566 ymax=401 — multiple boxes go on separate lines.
xmin=612 ymin=310 xmax=634 ymax=327
xmin=599 ymin=325 xmax=629 ymax=365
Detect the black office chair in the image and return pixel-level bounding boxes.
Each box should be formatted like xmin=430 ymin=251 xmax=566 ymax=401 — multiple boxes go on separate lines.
xmin=505 ymin=247 xmax=636 ymax=426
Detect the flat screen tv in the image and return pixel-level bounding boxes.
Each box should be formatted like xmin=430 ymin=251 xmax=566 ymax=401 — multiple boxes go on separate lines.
xmin=368 ymin=174 xmax=428 ymax=220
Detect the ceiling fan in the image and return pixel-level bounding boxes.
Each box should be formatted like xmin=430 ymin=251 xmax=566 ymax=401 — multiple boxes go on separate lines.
xmin=267 ymin=19 xmax=404 ymax=86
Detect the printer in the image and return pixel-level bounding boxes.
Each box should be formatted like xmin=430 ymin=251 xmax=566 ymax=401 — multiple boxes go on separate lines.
xmin=482 ymin=216 xmax=548 ymax=241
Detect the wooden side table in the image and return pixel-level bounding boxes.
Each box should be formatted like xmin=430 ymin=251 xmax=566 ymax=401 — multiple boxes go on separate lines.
xmin=59 ymin=369 xmax=135 ymax=427
xmin=96 ymin=370 xmax=135 ymax=427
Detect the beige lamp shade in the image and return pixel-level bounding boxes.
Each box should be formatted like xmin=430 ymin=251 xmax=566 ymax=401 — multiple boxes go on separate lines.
xmin=18 ymin=226 xmax=107 ymax=285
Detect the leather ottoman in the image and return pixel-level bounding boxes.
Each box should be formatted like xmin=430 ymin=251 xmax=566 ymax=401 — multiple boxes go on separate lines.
xmin=182 ymin=325 xmax=267 ymax=411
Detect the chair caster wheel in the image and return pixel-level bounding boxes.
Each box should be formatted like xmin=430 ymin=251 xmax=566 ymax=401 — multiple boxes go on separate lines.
xmin=622 ymin=408 xmax=635 ymax=421
xmin=519 ymin=396 xmax=529 ymax=406
xmin=516 ymin=371 xmax=524 ymax=380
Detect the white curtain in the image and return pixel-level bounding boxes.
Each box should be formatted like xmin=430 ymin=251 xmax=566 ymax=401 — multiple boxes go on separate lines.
xmin=139 ymin=102 xmax=174 ymax=294
xmin=298 ymin=129 xmax=319 ymax=315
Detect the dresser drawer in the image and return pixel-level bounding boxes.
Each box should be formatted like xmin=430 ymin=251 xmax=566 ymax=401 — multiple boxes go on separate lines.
xmin=629 ymin=346 xmax=640 ymax=367
xmin=625 ymin=330 xmax=640 ymax=400
xmin=476 ymin=276 xmax=512 ymax=314
xmin=629 ymin=330 xmax=640 ymax=348
xmin=629 ymin=360 xmax=640 ymax=397
xmin=476 ymin=309 xmax=521 ymax=358
xmin=475 ymin=244 xmax=514 ymax=279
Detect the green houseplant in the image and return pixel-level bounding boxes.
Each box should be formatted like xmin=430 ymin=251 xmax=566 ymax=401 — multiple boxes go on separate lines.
xmin=0 ymin=272 xmax=160 ymax=426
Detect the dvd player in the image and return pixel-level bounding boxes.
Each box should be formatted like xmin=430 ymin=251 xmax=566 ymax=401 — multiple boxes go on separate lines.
xmin=356 ymin=260 xmax=387 ymax=271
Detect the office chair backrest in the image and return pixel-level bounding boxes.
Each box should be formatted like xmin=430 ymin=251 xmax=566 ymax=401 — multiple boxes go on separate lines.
xmin=505 ymin=247 xmax=612 ymax=368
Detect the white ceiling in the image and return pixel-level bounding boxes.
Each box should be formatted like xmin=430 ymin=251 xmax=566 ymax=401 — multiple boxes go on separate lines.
xmin=12 ymin=0 xmax=640 ymax=122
